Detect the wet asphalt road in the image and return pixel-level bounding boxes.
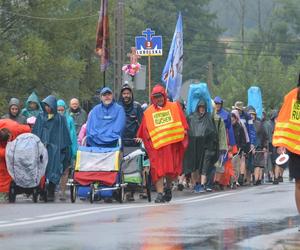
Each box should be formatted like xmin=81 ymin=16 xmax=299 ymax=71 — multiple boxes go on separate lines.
xmin=0 ymin=181 xmax=299 ymax=250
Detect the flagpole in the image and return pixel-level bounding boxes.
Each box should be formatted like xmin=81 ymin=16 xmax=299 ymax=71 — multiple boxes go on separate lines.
xmin=103 ymin=71 xmax=106 ymax=87
xmin=165 ymin=63 xmax=172 ymax=96
xmin=148 ymin=56 xmax=151 ymax=103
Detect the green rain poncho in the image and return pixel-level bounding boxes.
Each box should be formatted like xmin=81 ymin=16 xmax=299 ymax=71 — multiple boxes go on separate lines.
xmin=32 ymin=95 xmax=71 ymax=185
xmin=21 ymin=92 xmax=42 ymax=118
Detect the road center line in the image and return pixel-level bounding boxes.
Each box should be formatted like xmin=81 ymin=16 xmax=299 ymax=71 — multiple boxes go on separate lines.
xmin=0 ymin=191 xmax=241 ymax=229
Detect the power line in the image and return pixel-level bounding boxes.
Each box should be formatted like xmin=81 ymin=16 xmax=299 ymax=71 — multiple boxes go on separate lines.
xmin=0 ymin=9 xmax=98 ymax=21
xmin=125 ymin=33 xmax=300 ymax=47
xmin=185 ymin=48 xmax=299 ymax=57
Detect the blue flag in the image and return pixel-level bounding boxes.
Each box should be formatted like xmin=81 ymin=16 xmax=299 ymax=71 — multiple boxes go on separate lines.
xmin=161 ymin=13 xmax=183 ymax=101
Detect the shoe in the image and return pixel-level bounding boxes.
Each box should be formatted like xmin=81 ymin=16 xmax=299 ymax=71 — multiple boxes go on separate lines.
xmin=205 ymin=186 xmax=213 ymax=192
xmin=0 ymin=193 xmax=8 ymax=202
xmin=125 ymin=193 xmax=135 ymax=202
xmin=273 ymin=178 xmax=279 ymax=185
xmin=139 ymin=193 xmax=148 ymax=199
xmin=194 ymin=184 xmax=205 ymax=193
xmin=238 ymin=175 xmax=244 ymax=186
xmin=279 ymin=176 xmax=283 ymax=182
xmin=163 ymin=188 xmax=172 ymax=202
xmin=59 ymin=192 xmax=66 ymax=201
xmin=177 ymin=184 xmax=184 ymax=191
xmin=231 ymin=182 xmax=237 ymax=189
xmin=154 ymin=193 xmax=165 ymax=203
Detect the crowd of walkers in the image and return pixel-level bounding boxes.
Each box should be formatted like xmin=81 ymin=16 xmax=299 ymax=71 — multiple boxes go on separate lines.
xmin=0 ymin=81 xmax=294 ymax=204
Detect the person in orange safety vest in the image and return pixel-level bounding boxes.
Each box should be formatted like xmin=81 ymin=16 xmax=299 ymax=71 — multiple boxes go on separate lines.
xmin=137 ymin=84 xmax=189 ymax=203
xmin=273 ymin=73 xmax=300 ymax=226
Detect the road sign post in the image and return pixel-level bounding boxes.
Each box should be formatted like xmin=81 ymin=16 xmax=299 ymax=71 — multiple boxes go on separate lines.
xmin=135 ymin=28 xmax=163 ymax=103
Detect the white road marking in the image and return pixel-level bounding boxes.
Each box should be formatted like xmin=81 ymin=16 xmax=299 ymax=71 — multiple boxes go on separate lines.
xmin=0 ymin=192 xmax=239 ymax=229
xmin=0 ymin=221 xmax=10 ymax=224
xmin=14 ymin=218 xmax=33 ymax=222
xmin=0 ymin=183 xmax=293 ymax=229
xmin=35 ymin=206 xmax=118 ymax=218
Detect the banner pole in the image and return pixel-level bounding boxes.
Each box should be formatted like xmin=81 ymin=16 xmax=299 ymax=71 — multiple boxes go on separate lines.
xmin=165 ymin=63 xmax=172 ymax=96
xmin=148 ymin=56 xmax=151 ymax=103
xmin=103 ymin=71 xmax=106 ymax=88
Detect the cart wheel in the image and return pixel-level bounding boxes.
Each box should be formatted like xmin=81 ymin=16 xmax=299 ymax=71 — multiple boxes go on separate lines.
xmin=9 ymin=182 xmax=16 ymax=203
xmin=70 ymin=184 xmax=76 ymax=203
xmin=32 ymin=188 xmax=38 ymax=203
xmin=145 ymin=172 xmax=151 ymax=202
xmin=89 ymin=184 xmax=94 ymax=204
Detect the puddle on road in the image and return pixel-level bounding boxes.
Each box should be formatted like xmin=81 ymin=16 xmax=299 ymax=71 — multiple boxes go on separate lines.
xmin=0 ymin=212 xmax=299 ymax=250
xmin=135 ymin=215 xmax=300 ymax=250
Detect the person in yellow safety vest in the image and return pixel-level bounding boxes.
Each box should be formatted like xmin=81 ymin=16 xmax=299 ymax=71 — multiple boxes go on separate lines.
xmin=137 ymin=84 xmax=189 ymax=203
xmin=273 ymin=73 xmax=300 ymax=228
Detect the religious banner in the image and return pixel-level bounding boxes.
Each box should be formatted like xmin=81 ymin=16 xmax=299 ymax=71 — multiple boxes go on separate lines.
xmin=95 ymin=0 xmax=110 ymax=72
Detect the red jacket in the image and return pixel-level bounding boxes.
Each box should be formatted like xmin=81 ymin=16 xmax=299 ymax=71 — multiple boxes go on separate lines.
xmin=0 ymin=119 xmax=31 ymax=193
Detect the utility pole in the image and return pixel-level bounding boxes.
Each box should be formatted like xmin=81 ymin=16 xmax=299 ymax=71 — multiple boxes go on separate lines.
xmin=114 ymin=0 xmax=125 ymax=99
xmin=257 ymin=0 xmax=263 ymax=37
xmin=207 ymin=61 xmax=213 ymax=91
xmin=240 ymin=0 xmax=246 ymax=52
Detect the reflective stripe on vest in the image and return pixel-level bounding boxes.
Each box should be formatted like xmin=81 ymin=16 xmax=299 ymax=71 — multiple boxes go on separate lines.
xmin=144 ymin=102 xmax=185 ymax=149
xmin=273 ymin=88 xmax=300 ymax=154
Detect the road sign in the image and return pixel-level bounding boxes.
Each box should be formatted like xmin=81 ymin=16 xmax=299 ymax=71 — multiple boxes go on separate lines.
xmin=135 ymin=28 xmax=163 ymax=56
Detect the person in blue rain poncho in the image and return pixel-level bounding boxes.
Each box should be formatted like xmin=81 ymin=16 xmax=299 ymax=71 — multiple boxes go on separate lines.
xmin=21 ymin=91 xmax=43 ymax=118
xmin=57 ymin=99 xmax=77 ymax=160
xmin=86 ymin=87 xmax=126 ymax=147
xmin=32 ymin=95 xmax=72 ymax=201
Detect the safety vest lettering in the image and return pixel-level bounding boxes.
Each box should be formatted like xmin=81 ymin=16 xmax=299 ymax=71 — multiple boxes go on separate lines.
xmin=152 ymin=109 xmax=174 ymax=127
xmin=290 ymin=100 xmax=300 ymax=123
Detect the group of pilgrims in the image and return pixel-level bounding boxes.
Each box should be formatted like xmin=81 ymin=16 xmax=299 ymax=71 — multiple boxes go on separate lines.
xmin=0 ymin=81 xmax=289 ymax=203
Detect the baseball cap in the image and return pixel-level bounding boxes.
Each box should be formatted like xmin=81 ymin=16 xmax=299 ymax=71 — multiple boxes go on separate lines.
xmin=214 ymin=96 xmax=223 ymax=104
xmin=100 ymin=87 xmax=113 ymax=95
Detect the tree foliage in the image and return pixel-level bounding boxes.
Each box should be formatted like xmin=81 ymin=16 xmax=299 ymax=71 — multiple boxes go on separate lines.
xmin=0 ymin=0 xmax=299 ymax=114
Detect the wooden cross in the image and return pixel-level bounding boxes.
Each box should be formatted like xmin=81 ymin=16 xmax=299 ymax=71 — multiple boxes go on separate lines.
xmin=127 ymin=47 xmax=141 ymax=65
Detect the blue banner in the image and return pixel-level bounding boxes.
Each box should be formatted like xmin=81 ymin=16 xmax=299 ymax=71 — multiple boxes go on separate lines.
xmin=161 ymin=13 xmax=183 ymax=101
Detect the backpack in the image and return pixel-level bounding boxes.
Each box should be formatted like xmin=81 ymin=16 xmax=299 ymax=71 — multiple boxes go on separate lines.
xmin=6 ymin=133 xmax=48 ymax=188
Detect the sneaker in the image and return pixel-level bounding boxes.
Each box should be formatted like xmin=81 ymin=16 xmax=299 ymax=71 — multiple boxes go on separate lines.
xmin=279 ymin=176 xmax=283 ymax=182
xmin=194 ymin=184 xmax=205 ymax=193
xmin=139 ymin=192 xmax=148 ymax=199
xmin=154 ymin=193 xmax=165 ymax=203
xmin=205 ymin=186 xmax=213 ymax=192
xmin=273 ymin=178 xmax=279 ymax=185
xmin=230 ymin=182 xmax=237 ymax=189
xmin=163 ymin=188 xmax=172 ymax=202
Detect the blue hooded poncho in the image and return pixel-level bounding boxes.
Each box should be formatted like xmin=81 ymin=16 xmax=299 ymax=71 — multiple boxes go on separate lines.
xmin=21 ymin=92 xmax=42 ymax=118
xmin=247 ymin=86 xmax=263 ymax=120
xmin=32 ymin=95 xmax=72 ymax=185
xmin=186 ymin=83 xmax=213 ymax=116
xmin=57 ymin=99 xmax=78 ymax=161
xmin=86 ymin=100 xmax=126 ymax=147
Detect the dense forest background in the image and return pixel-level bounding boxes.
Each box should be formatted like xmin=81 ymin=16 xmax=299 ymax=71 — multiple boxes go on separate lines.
xmin=0 ymin=0 xmax=299 ymax=114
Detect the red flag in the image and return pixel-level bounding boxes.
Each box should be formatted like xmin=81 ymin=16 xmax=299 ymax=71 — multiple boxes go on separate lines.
xmin=95 ymin=0 xmax=109 ymax=72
